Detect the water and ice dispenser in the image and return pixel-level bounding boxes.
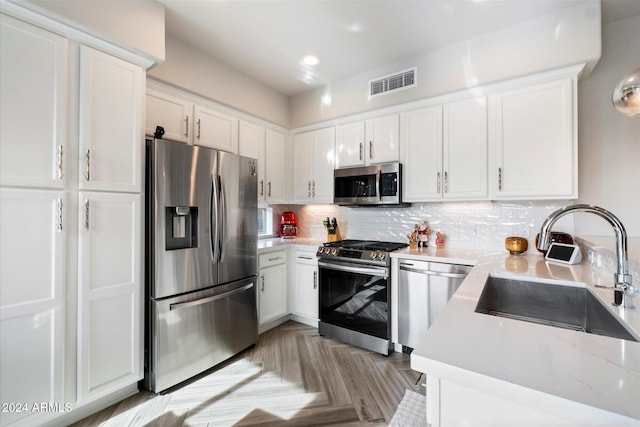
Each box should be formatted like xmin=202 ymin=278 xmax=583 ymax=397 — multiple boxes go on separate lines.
xmin=165 ymin=206 xmax=198 ymax=250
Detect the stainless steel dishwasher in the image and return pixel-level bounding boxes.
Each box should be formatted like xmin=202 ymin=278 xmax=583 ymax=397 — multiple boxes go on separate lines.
xmin=398 ymin=259 xmax=472 ymax=350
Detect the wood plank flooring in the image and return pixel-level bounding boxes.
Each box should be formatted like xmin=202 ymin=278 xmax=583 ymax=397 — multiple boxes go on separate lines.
xmin=72 ymin=321 xmax=424 ymax=426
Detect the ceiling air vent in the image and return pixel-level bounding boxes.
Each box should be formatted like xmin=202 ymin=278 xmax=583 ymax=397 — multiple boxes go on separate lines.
xmin=369 ymin=67 xmax=417 ymax=98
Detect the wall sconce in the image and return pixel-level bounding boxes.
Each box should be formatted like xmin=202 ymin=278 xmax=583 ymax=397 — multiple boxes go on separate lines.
xmin=612 ymin=67 xmax=640 ymax=118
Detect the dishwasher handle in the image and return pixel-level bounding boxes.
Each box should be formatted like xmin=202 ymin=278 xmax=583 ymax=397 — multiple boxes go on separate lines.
xmin=399 ymin=263 xmax=470 ymax=279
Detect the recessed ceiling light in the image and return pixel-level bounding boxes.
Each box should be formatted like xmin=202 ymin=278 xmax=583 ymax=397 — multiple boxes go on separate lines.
xmin=303 ymin=55 xmax=319 ymax=66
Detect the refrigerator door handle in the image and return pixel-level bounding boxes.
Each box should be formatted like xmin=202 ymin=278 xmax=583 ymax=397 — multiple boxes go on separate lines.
xmin=210 ymin=174 xmax=220 ymax=264
xmin=169 ymin=282 xmax=254 ymax=310
xmin=219 ymin=175 xmax=226 ymax=263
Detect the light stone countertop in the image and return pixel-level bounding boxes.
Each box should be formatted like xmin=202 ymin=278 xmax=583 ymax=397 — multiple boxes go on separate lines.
xmin=392 ymin=248 xmax=640 ymax=421
xmin=258 ymin=237 xmax=323 ymax=252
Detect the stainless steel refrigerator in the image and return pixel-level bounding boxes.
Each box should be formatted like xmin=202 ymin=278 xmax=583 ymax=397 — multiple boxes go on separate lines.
xmin=144 ymin=138 xmax=258 ymax=393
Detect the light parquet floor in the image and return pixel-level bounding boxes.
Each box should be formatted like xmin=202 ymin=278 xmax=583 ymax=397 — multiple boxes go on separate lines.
xmin=72 ymin=321 xmax=424 ymax=427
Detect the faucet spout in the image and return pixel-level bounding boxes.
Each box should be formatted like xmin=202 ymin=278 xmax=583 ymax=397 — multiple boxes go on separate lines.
xmin=537 ymin=204 xmax=636 ymax=309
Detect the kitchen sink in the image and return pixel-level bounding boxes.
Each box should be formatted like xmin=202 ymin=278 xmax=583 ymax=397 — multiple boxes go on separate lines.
xmin=475 ymin=275 xmax=638 ymax=342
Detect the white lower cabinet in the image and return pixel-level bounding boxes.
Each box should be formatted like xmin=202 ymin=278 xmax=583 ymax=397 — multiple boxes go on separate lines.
xmin=77 ymin=192 xmax=142 ymax=401
xmin=0 ymin=189 xmax=65 ymax=426
xmin=292 ymin=250 xmax=318 ymax=325
xmin=258 ymin=250 xmax=288 ymax=327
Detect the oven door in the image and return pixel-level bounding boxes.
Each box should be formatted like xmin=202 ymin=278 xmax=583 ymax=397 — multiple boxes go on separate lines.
xmin=318 ymin=260 xmax=390 ymax=339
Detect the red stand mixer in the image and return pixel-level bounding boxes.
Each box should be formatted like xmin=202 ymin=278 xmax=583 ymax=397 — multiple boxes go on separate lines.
xmin=280 ymin=211 xmax=297 ymax=238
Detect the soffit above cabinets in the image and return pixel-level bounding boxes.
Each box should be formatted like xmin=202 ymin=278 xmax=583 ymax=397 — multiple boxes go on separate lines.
xmin=158 ymin=0 xmax=617 ymax=97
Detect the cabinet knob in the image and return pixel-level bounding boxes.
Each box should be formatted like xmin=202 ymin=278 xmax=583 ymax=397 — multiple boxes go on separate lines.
xmin=313 ymin=271 xmax=317 ymax=289
xmin=185 ymin=116 xmax=189 ymax=138
xmin=369 ymin=141 xmax=373 ymax=160
xmin=498 ymin=167 xmax=503 ymax=191
xmin=359 ymin=142 xmax=363 ymax=161
xmin=437 ymin=172 xmax=441 ymax=194
xmin=197 ymin=119 xmax=201 ymax=139
xmin=268 ymin=181 xmax=272 ymax=197
xmin=261 ymin=275 xmax=265 ymax=292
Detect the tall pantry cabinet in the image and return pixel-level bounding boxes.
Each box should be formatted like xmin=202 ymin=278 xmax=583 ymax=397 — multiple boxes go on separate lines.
xmin=0 ymin=11 xmax=145 ymax=426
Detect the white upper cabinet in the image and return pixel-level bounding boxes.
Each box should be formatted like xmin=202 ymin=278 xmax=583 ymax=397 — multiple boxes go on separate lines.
xmin=336 ymin=114 xmax=399 ymax=168
xmin=489 ymin=78 xmax=576 ymax=199
xmin=401 ymin=106 xmax=443 ymax=201
xmin=402 ymin=98 xmax=487 ymax=202
xmin=239 ymin=119 xmax=265 ymax=194
xmin=442 ymin=97 xmax=488 ymax=199
xmin=264 ymin=129 xmax=287 ymax=203
xmin=145 ymin=87 xmax=239 ymax=154
xmin=0 ymin=15 xmax=68 ymax=189
xmin=365 ymin=114 xmax=400 ymax=165
xmin=293 ymin=127 xmax=335 ymax=203
xmin=146 ymin=89 xmax=192 ymax=143
xmin=335 ymin=121 xmax=365 ymax=167
xmin=194 ymin=105 xmax=238 ymax=153
xmin=79 ymin=45 xmax=144 ymax=193
xmin=239 ymin=122 xmax=287 ymax=203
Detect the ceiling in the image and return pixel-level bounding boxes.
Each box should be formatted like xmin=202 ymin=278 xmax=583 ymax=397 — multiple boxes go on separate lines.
xmin=158 ymin=0 xmax=640 ymax=97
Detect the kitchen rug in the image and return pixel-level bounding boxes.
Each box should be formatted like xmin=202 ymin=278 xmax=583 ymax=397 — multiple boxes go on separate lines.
xmin=388 ymin=389 xmax=427 ymax=427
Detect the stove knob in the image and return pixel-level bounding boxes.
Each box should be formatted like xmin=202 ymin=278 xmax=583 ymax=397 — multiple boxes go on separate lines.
xmin=317 ymin=247 xmax=324 ymax=254
xmin=331 ymin=248 xmax=338 ymax=256
xmin=370 ymin=252 xmax=377 ymax=260
xmin=378 ymin=252 xmax=387 ymax=261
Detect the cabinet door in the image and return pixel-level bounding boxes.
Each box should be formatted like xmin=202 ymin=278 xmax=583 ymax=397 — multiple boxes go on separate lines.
xmin=336 ymin=121 xmax=365 ymax=168
xmin=443 ymin=97 xmax=488 ymax=199
xmin=491 ymin=78 xmax=576 ymax=199
xmin=401 ymin=106 xmax=443 ymax=201
xmin=77 ymin=192 xmax=142 ymax=401
xmin=146 ymin=89 xmax=192 ymax=143
xmin=366 ymin=114 xmax=399 ymax=164
xmin=79 ymin=45 xmax=144 ymax=193
xmin=292 ymin=131 xmax=314 ymax=202
xmin=0 ymin=15 xmax=68 ymax=189
xmin=194 ymin=105 xmax=239 ymax=153
xmin=258 ymin=264 xmax=287 ymax=325
xmin=265 ymin=129 xmax=287 ymax=203
xmin=312 ymin=127 xmax=335 ymax=203
xmin=0 ymin=189 xmax=65 ymax=426
xmin=239 ymin=120 xmax=266 ymax=200
xmin=294 ymin=261 xmax=318 ymax=320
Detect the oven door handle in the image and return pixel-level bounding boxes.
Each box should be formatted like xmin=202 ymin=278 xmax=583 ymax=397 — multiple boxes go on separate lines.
xmin=318 ymin=261 xmax=388 ymax=278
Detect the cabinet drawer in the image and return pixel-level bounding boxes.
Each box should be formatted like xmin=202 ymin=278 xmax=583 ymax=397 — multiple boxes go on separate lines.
xmin=259 ymin=250 xmax=287 ymax=268
xmin=296 ymin=251 xmax=317 ymax=266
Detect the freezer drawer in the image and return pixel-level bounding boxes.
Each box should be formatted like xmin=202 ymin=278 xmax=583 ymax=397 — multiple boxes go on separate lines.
xmin=146 ymin=277 xmax=258 ymax=393
xmin=398 ymin=260 xmax=471 ymax=349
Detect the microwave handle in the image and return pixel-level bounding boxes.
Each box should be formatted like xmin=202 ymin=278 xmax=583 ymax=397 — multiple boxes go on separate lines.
xmin=377 ymin=169 xmax=382 ymax=201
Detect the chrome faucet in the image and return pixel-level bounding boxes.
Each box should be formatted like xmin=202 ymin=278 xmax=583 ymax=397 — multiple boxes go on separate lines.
xmin=537 ymin=204 xmax=637 ymax=309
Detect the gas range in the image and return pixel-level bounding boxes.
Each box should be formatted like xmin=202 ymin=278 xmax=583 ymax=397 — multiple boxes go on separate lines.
xmin=316 ymin=239 xmax=408 ymax=265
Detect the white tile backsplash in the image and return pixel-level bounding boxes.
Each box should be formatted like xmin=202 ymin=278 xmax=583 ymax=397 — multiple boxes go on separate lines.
xmin=273 ymin=201 xmax=574 ymax=253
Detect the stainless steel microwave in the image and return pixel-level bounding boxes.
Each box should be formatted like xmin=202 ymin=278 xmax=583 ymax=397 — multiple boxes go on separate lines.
xmin=334 ymin=162 xmax=402 ymax=205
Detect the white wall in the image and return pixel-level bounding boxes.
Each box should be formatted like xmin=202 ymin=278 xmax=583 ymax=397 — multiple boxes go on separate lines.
xmin=19 ymin=0 xmax=165 ymax=62
xmin=577 ymin=15 xmax=640 ymax=237
xmin=289 ymin=1 xmax=601 ymax=128
xmin=148 ymin=37 xmax=290 ymax=128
